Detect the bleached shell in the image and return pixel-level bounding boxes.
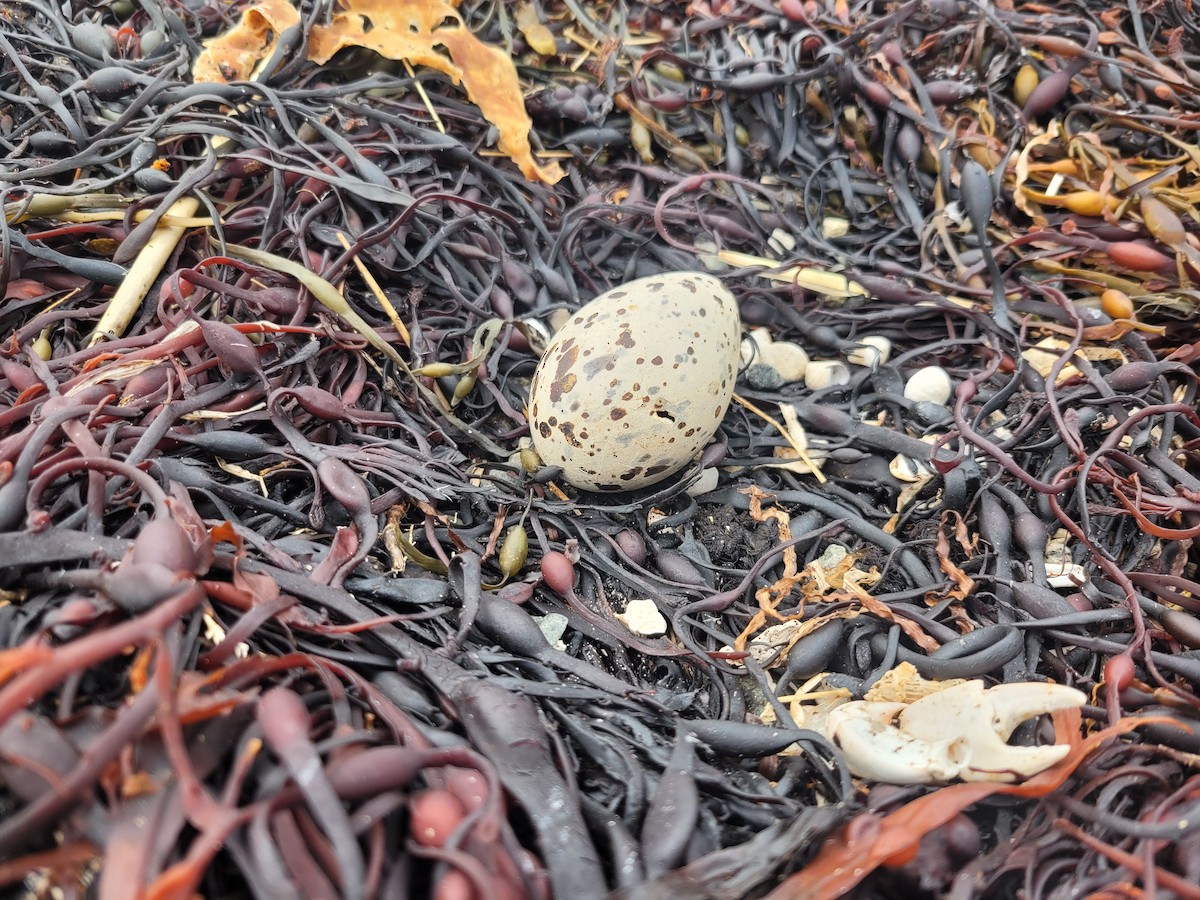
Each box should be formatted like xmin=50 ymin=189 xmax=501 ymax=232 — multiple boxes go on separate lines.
xmin=528 ymin=272 xmax=741 ymax=492
xmin=847 ymin=335 xmax=892 ymax=368
xmin=804 ymin=359 xmax=851 ymax=389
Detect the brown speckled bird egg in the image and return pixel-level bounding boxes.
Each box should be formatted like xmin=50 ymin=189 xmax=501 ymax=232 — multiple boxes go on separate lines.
xmin=528 ymin=272 xmax=741 ymax=492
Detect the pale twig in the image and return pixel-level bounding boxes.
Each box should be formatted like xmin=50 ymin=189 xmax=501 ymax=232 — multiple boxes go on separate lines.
xmin=402 ymin=60 xmax=445 ymax=134
xmin=335 ymin=231 xmax=410 ymax=346
xmin=732 ymin=392 xmax=827 ymax=483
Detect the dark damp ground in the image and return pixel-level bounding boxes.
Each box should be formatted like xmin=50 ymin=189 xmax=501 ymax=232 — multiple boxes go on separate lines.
xmin=2 ymin=1 xmax=1200 ymax=898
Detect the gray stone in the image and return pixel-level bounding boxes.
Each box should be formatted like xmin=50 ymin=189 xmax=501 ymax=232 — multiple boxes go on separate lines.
xmin=746 ymin=362 xmax=784 ymax=390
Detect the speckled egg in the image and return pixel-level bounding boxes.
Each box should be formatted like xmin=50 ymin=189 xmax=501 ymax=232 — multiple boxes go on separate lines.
xmin=528 ymin=272 xmax=741 ymax=492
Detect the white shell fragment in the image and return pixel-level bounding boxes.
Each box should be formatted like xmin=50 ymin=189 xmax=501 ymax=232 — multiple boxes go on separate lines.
xmin=804 ymin=359 xmax=851 ymax=390
xmin=616 ymin=599 xmax=668 ymax=637
xmin=847 ymin=335 xmax=892 ymax=368
xmin=1044 ymin=530 xmax=1086 ymax=587
xmin=903 ymin=365 xmax=953 ymax=405
xmin=889 ymin=453 xmax=933 ymax=483
xmin=824 ymin=680 xmax=1086 ymax=784
xmin=767 ymin=227 xmax=797 ymax=256
xmin=1046 ymin=562 xmax=1088 ymax=588
xmin=528 ymin=272 xmax=741 ymax=492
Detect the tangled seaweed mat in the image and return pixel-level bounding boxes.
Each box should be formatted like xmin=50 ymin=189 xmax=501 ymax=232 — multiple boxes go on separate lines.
xmin=2 ymin=0 xmax=1200 ymax=898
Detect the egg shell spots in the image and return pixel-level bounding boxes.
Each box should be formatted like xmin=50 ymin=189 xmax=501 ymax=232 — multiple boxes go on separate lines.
xmin=528 ymin=272 xmax=741 ymax=492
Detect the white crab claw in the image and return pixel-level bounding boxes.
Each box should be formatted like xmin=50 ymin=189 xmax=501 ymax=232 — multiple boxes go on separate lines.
xmin=980 ymin=683 xmax=1089 ymax=739
xmin=825 ymin=701 xmax=955 ymax=785
xmin=822 ymin=680 xmax=1087 ymax=784
xmin=898 ymin=681 xmax=1086 ymax=783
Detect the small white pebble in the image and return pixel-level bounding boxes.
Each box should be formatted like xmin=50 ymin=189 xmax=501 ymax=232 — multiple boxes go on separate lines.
xmin=740 ymin=338 xmax=758 ymax=367
xmin=616 ymin=599 xmax=668 ymax=637
xmin=760 ymin=341 xmax=809 ymax=382
xmin=740 ymin=327 xmax=773 ymax=366
xmin=822 ymin=216 xmax=850 ymax=239
xmin=695 ymin=238 xmax=728 ymax=272
xmin=686 ymin=467 xmax=720 ymax=497
xmin=749 ymin=326 xmax=773 ymax=345
xmin=904 ymin=366 xmax=953 ymax=405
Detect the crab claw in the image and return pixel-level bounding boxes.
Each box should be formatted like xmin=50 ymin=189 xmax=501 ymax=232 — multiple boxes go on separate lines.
xmin=825 ymin=701 xmax=956 ymax=785
xmin=979 ymin=683 xmax=1090 ymax=739
xmin=823 ymin=680 xmax=1087 ymax=785
xmin=898 ymin=681 xmax=1087 ymax=783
